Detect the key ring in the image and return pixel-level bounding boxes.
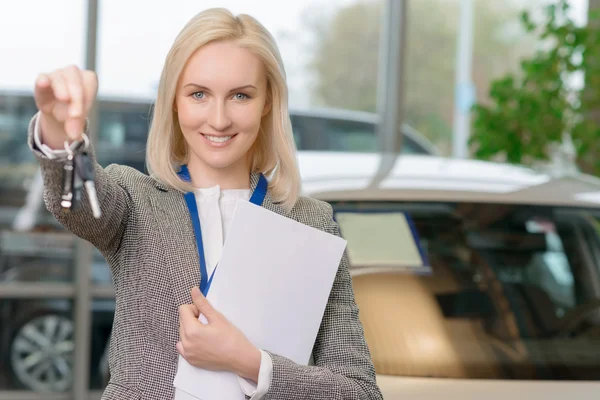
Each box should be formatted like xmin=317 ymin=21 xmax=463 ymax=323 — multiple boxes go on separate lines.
xmin=64 ymin=133 xmax=90 ymax=157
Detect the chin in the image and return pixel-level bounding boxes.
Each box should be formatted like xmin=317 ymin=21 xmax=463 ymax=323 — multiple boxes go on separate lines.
xmin=188 ymin=143 xmax=250 ymax=172
xmin=200 ymin=155 xmax=243 ymax=171
xmin=205 ymin=161 xmax=236 ymax=170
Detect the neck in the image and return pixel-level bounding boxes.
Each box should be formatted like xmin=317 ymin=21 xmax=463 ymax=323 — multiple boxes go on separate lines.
xmin=186 ymin=157 xmax=251 ymax=190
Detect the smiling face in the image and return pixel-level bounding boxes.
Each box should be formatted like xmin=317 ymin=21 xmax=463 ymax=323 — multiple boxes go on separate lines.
xmin=174 ymin=40 xmax=270 ymax=182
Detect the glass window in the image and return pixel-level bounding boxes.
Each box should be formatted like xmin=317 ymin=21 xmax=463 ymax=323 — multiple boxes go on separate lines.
xmin=0 ymin=1 xmax=89 ymax=394
xmin=95 ymin=0 xmax=397 ymax=155
xmin=334 ymin=201 xmax=600 ymax=380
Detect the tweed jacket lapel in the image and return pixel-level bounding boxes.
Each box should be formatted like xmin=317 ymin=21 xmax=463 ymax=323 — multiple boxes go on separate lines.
xmin=149 ymin=186 xmax=200 ymax=308
xmin=250 ymin=171 xmax=289 ymax=218
xmin=150 ymin=171 xmax=288 ymax=308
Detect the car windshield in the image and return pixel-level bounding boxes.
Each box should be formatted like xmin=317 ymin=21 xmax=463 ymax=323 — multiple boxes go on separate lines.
xmin=334 ymin=201 xmax=600 ymax=380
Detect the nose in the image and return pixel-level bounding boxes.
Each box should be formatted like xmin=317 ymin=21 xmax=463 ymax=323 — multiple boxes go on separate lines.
xmin=207 ymin=100 xmax=232 ymax=132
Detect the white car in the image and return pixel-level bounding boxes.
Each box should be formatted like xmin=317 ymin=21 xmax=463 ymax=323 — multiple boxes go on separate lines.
xmin=298 ymin=152 xmax=600 ymax=399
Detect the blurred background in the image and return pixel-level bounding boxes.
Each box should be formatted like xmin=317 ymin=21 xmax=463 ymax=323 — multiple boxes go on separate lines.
xmin=1 ymin=0 xmax=600 ymax=399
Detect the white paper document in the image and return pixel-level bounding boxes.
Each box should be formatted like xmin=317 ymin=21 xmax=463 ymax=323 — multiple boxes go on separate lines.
xmin=173 ymin=200 xmax=347 ymax=400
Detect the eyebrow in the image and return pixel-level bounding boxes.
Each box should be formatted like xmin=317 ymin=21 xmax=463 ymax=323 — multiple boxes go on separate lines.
xmin=183 ymin=83 xmax=258 ymax=92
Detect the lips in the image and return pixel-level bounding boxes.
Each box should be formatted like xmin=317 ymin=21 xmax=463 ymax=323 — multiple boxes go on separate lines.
xmin=203 ymin=134 xmax=233 ymax=143
xmin=200 ymin=133 xmax=237 ymax=147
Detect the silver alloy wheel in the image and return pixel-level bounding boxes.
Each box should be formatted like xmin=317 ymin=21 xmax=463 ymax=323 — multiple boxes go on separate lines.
xmin=10 ymin=314 xmax=74 ymax=392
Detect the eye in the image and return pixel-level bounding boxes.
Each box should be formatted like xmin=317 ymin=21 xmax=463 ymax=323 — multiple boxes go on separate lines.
xmin=191 ymin=91 xmax=205 ymax=100
xmin=234 ymin=93 xmax=249 ymax=100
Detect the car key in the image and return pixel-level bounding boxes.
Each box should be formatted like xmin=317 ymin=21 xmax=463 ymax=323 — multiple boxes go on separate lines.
xmin=75 ymin=151 xmax=102 ymax=218
xmin=60 ymin=153 xmax=76 ymax=211
xmin=61 ymin=137 xmax=87 ymax=212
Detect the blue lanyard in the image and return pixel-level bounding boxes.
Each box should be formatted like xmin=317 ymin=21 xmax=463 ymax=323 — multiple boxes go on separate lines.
xmin=178 ymin=165 xmax=268 ymax=296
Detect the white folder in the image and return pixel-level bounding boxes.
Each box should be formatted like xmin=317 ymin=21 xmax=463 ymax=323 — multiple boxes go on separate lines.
xmin=173 ymin=200 xmax=347 ymax=400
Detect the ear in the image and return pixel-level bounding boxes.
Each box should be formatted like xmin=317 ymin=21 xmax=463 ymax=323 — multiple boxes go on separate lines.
xmin=261 ymin=98 xmax=272 ymax=117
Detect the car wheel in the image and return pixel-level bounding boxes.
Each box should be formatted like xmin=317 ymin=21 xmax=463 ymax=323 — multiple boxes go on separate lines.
xmin=9 ymin=313 xmax=74 ymax=392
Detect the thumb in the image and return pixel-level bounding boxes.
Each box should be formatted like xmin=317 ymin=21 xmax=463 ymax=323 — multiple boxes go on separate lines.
xmin=176 ymin=341 xmax=186 ymax=358
xmin=191 ymin=286 xmax=216 ymax=321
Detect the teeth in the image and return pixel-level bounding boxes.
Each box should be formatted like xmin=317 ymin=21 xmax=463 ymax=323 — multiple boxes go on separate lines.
xmin=204 ymin=135 xmax=232 ymax=143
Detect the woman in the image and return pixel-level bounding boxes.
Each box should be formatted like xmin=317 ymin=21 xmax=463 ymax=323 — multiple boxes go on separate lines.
xmin=28 ymin=7 xmax=382 ymax=400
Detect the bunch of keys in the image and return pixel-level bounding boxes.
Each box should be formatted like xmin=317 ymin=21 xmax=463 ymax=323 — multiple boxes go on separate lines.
xmin=60 ymin=133 xmax=102 ymax=219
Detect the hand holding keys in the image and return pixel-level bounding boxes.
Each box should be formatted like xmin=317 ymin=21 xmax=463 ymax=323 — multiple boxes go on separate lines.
xmin=60 ymin=133 xmax=102 ymax=219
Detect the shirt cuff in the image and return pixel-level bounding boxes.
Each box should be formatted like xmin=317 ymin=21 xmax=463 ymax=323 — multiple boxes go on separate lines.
xmin=237 ymin=349 xmax=272 ymax=400
xmin=33 ymin=112 xmax=69 ymax=160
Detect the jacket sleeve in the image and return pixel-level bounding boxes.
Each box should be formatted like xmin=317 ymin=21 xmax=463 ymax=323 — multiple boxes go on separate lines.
xmin=263 ymin=202 xmax=383 ymax=400
xmin=27 ymin=112 xmax=131 ymax=257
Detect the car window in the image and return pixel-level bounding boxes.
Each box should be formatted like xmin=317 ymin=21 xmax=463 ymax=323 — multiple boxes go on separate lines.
xmin=491 ymin=219 xmax=576 ymax=313
xmin=290 ymin=114 xmax=428 ymax=154
xmin=334 ymin=201 xmax=600 ymax=381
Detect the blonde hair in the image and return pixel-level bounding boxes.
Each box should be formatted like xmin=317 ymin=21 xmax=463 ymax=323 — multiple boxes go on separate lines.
xmin=146 ymin=8 xmax=300 ymax=210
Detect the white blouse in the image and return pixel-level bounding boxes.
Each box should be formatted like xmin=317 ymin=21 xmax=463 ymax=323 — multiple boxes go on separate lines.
xmin=195 ymin=185 xmax=250 ymax=278
xmin=174 ymin=185 xmax=272 ymax=400
xmin=33 ymin=123 xmax=272 ymax=399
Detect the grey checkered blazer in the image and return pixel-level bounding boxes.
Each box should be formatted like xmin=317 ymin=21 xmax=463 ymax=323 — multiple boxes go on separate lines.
xmin=27 ymin=114 xmax=383 ymax=400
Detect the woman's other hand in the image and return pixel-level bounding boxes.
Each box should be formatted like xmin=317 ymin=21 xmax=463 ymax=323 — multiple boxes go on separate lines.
xmin=177 ymin=286 xmax=261 ymax=383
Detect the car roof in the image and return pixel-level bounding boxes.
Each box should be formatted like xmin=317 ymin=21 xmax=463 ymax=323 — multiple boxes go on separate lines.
xmin=298 ymin=152 xmax=600 ymax=208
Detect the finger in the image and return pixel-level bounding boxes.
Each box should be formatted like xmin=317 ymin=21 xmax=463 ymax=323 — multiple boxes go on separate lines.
xmin=178 ymin=304 xmax=199 ymax=329
xmin=178 ymin=306 xmax=191 ymax=344
xmin=34 ymin=74 xmax=56 ymax=112
xmin=82 ymin=70 xmax=98 ymax=115
xmin=179 ymin=305 xmax=202 ymax=344
xmin=63 ymin=66 xmax=84 ymax=119
xmin=191 ymin=286 xmax=216 ymax=321
xmin=64 ymin=119 xmax=83 ymax=141
xmin=179 ymin=316 xmax=186 ymax=342
xmin=176 ymin=341 xmax=186 ymax=358
xmin=50 ymin=72 xmax=70 ymax=103
xmin=61 ymin=68 xmax=85 ymax=139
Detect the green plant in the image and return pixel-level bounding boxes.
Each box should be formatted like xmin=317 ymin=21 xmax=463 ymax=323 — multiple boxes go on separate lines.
xmin=470 ymin=0 xmax=600 ymax=175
